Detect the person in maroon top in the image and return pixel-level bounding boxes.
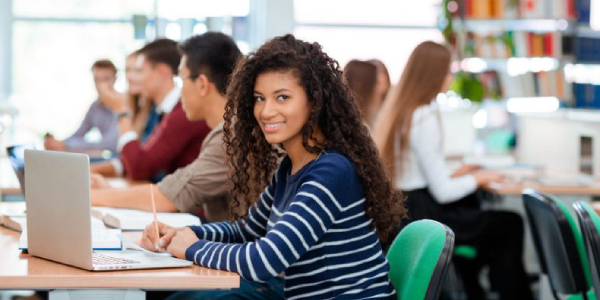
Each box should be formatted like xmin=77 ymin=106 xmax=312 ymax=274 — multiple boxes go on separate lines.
xmin=91 ymin=39 xmax=210 ymax=181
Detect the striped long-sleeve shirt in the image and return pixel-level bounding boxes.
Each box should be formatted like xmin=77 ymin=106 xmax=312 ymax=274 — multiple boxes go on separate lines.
xmin=185 ymin=150 xmax=396 ymax=299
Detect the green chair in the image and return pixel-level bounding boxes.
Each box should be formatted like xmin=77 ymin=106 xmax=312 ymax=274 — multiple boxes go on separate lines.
xmin=522 ymin=189 xmax=595 ymax=300
xmin=574 ymin=201 xmax=600 ymax=300
xmin=387 ymin=219 xmax=455 ymax=300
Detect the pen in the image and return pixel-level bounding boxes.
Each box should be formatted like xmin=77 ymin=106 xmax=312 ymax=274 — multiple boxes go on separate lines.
xmin=150 ymin=184 xmax=160 ymax=251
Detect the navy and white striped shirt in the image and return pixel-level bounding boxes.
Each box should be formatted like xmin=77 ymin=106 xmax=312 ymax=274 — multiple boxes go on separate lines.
xmin=186 ymin=150 xmax=396 ymax=299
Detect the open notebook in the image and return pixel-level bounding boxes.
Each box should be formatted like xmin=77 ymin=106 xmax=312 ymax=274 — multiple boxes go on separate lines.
xmin=19 ymin=217 xmax=122 ymax=250
xmin=91 ymin=207 xmax=201 ymax=231
xmin=0 ymin=215 xmax=26 ymax=232
xmin=0 ymin=201 xmax=26 ymax=232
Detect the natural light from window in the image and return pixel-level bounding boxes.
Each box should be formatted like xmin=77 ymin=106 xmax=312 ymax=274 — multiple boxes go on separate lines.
xmin=293 ymin=0 xmax=444 ymax=83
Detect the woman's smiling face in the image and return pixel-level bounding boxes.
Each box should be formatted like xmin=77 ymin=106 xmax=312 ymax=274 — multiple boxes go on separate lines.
xmin=253 ymin=71 xmax=311 ymax=149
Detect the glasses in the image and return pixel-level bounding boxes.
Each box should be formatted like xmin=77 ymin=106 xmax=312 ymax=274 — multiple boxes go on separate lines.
xmin=94 ymin=77 xmax=115 ymax=83
xmin=178 ymin=74 xmax=199 ymax=81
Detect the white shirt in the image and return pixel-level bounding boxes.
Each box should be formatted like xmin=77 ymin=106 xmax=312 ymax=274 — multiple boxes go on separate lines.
xmin=155 ymin=87 xmax=181 ymax=115
xmin=395 ymin=103 xmax=476 ymax=204
xmin=111 ymin=86 xmax=181 ymax=176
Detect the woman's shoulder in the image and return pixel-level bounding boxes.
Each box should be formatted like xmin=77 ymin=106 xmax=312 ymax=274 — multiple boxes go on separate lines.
xmin=313 ymin=150 xmax=356 ymax=173
xmin=412 ymin=103 xmax=438 ymax=125
xmin=300 ymin=151 xmax=361 ymax=204
xmin=280 ymin=150 xmax=358 ymax=184
xmin=305 ymin=150 xmax=360 ymax=187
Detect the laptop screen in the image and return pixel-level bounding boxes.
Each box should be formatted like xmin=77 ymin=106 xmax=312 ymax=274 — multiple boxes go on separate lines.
xmin=6 ymin=144 xmax=35 ymax=195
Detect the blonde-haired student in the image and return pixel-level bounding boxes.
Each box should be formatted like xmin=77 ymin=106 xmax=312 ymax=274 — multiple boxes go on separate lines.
xmin=374 ymin=41 xmax=533 ymax=300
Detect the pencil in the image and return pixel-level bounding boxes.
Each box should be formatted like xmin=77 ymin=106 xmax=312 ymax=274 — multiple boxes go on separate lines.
xmin=150 ymin=184 xmax=160 ymax=250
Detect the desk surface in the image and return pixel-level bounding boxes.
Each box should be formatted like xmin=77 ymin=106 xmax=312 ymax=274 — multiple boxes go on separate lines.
xmin=0 ymin=227 xmax=239 ymax=290
xmin=484 ymin=181 xmax=600 ymax=196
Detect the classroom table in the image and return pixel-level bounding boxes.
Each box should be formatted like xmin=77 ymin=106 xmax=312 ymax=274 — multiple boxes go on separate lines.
xmin=0 ymin=227 xmax=239 ymax=299
xmin=484 ymin=181 xmax=600 ymax=196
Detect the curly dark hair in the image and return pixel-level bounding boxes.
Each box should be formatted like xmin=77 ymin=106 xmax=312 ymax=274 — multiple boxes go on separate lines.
xmin=223 ymin=34 xmax=406 ymax=242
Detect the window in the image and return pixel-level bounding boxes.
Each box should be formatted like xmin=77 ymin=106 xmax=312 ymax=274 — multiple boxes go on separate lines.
xmin=14 ymin=0 xmax=153 ymax=19
xmin=12 ymin=21 xmax=141 ymax=141
xmin=293 ymin=0 xmax=444 ymax=82
xmin=9 ymin=0 xmax=249 ymax=142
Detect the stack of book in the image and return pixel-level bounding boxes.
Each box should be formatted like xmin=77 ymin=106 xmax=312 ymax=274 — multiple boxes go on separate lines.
xmin=573 ymin=83 xmax=600 ymax=109
xmin=463 ymin=0 xmax=574 ymax=19
xmin=469 ymin=31 xmax=562 ymax=58
xmin=500 ymin=70 xmax=570 ymax=99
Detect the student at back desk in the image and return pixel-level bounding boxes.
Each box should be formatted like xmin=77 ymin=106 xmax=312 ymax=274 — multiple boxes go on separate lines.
xmin=374 ymin=41 xmax=533 ymax=300
xmin=91 ymin=32 xmax=241 ymax=224
xmin=91 ymin=39 xmax=211 ymax=182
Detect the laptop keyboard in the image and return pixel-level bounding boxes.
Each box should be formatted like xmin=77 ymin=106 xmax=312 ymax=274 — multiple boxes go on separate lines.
xmin=93 ymin=253 xmax=140 ymax=265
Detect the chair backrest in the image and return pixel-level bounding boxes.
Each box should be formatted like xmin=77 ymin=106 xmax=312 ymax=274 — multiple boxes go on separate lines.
xmin=574 ymin=201 xmax=600 ymax=300
xmin=387 ymin=219 xmax=455 ymax=300
xmin=522 ymin=189 xmax=592 ymax=296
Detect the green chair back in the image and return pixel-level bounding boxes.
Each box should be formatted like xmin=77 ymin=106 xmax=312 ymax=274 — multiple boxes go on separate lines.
xmin=387 ymin=219 xmax=455 ymax=300
xmin=574 ymin=201 xmax=600 ymax=300
xmin=522 ymin=189 xmax=593 ymax=299
xmin=454 ymin=244 xmax=477 ymax=259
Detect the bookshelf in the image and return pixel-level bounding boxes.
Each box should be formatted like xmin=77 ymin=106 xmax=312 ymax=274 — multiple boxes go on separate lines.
xmin=572 ymin=0 xmax=600 ymax=108
xmin=446 ymin=0 xmax=600 ymax=109
xmin=446 ymin=0 xmax=586 ymax=107
xmin=459 ymin=0 xmax=574 ymax=20
xmin=453 ymin=19 xmax=570 ymax=32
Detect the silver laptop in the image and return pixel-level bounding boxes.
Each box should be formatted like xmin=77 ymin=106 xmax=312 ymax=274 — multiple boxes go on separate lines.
xmin=24 ymin=150 xmax=192 ymax=271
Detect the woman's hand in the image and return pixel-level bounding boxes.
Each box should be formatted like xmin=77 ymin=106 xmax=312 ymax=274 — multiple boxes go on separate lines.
xmin=473 ymin=170 xmax=503 ymax=187
xmin=451 ymin=164 xmax=481 ymax=178
xmin=44 ymin=135 xmax=66 ymax=151
xmin=90 ymin=173 xmax=111 ymax=189
xmin=167 ymin=227 xmax=200 ymax=260
xmin=98 ymin=83 xmax=128 ymax=113
xmin=141 ymin=221 xmax=181 ymax=252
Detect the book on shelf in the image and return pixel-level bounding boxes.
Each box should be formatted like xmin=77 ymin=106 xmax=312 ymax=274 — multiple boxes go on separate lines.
xmin=463 ymin=0 xmax=573 ymax=19
xmin=573 ymin=83 xmax=600 ymax=109
xmin=478 ymin=70 xmax=503 ymax=99
xmin=498 ymin=69 xmax=571 ymax=99
xmin=91 ymin=207 xmax=202 ymax=231
xmin=466 ymin=0 xmax=519 ymax=19
xmin=575 ymin=37 xmax=600 ymax=62
xmin=470 ymin=31 xmax=562 ymax=58
xmin=577 ymin=0 xmax=590 ymax=23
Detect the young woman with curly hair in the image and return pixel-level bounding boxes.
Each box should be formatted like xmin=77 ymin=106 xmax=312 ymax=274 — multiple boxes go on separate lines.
xmin=151 ymin=34 xmax=405 ymax=300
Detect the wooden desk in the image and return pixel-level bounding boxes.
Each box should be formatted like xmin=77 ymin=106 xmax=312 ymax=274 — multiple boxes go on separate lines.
xmin=484 ymin=181 xmax=600 ymax=196
xmin=0 ymin=227 xmax=239 ymax=290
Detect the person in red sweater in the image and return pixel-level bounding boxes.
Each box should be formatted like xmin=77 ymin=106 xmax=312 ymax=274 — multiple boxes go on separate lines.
xmin=91 ymin=39 xmax=210 ymax=181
